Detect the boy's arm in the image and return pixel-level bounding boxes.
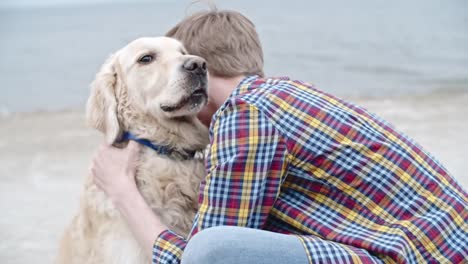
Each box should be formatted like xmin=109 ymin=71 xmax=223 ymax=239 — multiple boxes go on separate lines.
xmin=91 ymin=141 xmax=168 ymax=259
xmin=114 ymin=184 xmax=168 ymax=259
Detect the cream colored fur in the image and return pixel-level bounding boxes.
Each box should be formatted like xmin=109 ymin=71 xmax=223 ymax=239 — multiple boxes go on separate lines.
xmin=56 ymin=37 xmax=209 ymax=264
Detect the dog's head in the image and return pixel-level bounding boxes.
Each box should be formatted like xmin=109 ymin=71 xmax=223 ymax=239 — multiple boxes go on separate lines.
xmin=86 ymin=37 xmax=208 ymax=144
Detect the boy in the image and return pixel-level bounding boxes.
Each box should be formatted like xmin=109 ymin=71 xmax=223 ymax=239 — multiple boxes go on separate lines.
xmin=92 ymin=10 xmax=467 ymax=264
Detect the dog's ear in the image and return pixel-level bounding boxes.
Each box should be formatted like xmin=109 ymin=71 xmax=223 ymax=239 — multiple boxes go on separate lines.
xmin=86 ymin=54 xmax=122 ymax=145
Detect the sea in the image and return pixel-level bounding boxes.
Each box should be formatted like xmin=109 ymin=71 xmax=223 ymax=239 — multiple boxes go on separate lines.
xmin=0 ymin=0 xmax=467 ymax=113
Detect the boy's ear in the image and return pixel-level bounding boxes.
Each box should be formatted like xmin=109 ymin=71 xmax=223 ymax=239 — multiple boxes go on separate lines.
xmin=86 ymin=54 xmax=122 ymax=145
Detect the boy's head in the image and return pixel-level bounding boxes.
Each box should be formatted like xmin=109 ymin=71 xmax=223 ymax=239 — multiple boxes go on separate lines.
xmin=166 ymin=10 xmax=264 ymax=78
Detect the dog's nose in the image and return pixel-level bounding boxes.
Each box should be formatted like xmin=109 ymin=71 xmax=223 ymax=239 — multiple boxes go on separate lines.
xmin=183 ymin=57 xmax=207 ymax=75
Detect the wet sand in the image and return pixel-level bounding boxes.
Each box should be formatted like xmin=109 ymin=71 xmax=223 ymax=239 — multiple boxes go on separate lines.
xmin=0 ymin=93 xmax=467 ymax=263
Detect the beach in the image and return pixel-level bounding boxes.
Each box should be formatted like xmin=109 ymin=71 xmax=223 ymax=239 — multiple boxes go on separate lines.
xmin=0 ymin=92 xmax=467 ymax=263
xmin=1 ymin=0 xmax=467 ymax=262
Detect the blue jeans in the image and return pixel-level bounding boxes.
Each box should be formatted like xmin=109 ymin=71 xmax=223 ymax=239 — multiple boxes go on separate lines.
xmin=181 ymin=226 xmax=309 ymax=264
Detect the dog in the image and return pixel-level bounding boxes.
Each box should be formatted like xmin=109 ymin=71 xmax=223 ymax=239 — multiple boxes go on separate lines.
xmin=56 ymin=37 xmax=209 ymax=263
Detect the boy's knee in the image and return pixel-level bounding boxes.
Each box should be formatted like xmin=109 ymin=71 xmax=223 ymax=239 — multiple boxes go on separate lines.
xmin=181 ymin=226 xmax=236 ymax=264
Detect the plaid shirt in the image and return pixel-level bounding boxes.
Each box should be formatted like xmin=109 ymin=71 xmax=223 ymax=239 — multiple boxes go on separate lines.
xmin=153 ymin=75 xmax=467 ymax=263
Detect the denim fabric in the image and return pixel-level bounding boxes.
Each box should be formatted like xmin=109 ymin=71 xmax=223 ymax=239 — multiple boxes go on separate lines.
xmin=181 ymin=226 xmax=309 ymax=264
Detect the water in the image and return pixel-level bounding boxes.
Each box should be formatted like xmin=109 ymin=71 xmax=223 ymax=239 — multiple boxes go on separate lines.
xmin=1 ymin=0 xmax=467 ymax=112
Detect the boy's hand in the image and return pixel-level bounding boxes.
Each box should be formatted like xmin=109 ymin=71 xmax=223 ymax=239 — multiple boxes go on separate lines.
xmin=91 ymin=141 xmax=141 ymax=205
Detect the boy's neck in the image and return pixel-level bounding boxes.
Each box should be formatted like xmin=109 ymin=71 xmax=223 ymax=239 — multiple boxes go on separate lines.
xmin=209 ymin=74 xmax=246 ymax=108
xmin=197 ymin=74 xmax=246 ymax=127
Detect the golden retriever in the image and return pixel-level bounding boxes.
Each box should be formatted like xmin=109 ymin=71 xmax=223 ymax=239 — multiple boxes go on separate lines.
xmin=56 ymin=37 xmax=209 ymax=264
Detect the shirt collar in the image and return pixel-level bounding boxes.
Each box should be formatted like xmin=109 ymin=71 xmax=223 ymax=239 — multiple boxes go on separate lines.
xmin=229 ymin=75 xmax=260 ymax=98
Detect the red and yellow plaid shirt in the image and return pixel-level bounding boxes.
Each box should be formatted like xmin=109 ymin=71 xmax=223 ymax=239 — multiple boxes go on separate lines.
xmin=153 ymin=75 xmax=467 ymax=263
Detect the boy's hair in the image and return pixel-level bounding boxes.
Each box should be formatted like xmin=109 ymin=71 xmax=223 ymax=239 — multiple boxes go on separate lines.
xmin=166 ymin=10 xmax=264 ymax=77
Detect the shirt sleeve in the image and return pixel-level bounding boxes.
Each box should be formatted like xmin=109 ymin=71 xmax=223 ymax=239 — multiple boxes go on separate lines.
xmin=153 ymin=98 xmax=290 ymax=264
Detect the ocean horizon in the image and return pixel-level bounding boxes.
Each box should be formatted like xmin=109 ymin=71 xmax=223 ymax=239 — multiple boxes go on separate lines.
xmin=1 ymin=0 xmax=467 ymax=113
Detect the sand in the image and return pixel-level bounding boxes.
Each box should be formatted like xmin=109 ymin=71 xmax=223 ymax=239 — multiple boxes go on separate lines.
xmin=0 ymin=93 xmax=467 ymax=263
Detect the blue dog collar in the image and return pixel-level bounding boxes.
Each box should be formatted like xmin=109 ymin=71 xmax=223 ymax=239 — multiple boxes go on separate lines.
xmin=119 ymin=131 xmax=204 ymax=160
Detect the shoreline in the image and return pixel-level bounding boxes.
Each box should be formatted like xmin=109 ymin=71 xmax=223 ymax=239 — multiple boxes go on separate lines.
xmin=2 ymin=85 xmax=467 ymax=116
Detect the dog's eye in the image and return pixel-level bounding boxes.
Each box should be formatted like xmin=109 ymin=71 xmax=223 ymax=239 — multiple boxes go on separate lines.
xmin=138 ymin=54 xmax=154 ymax=64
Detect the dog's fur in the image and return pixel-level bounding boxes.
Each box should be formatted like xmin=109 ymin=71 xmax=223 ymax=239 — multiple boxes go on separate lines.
xmin=57 ymin=37 xmax=209 ymax=263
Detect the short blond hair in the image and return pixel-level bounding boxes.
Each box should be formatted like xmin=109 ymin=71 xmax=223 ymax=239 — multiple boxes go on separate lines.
xmin=166 ymin=10 xmax=264 ymax=77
